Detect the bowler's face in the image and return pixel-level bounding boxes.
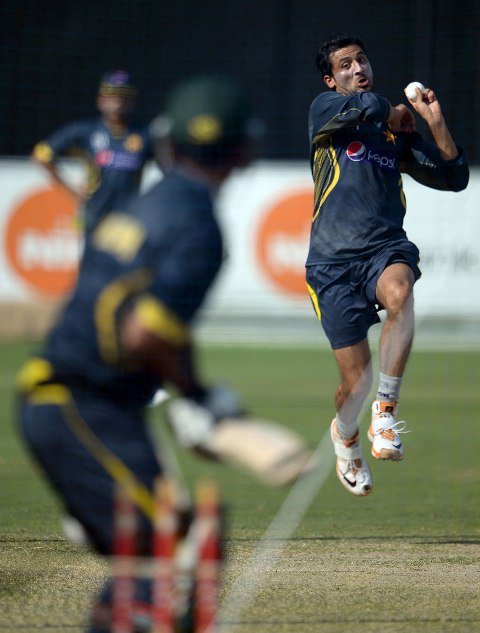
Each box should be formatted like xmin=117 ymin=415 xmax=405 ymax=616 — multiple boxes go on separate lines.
xmin=324 ymin=45 xmax=373 ymax=95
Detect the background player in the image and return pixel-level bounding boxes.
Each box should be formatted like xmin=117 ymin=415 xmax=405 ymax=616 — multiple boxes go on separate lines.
xmin=306 ymin=34 xmax=469 ymax=496
xmin=32 ymin=70 xmax=153 ymax=235
xmin=18 ymin=74 xmax=312 ymax=632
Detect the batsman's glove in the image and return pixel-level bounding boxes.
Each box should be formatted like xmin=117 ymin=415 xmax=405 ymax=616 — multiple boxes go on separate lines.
xmin=165 ymin=385 xmax=316 ymax=486
xmin=165 ymin=384 xmax=245 ymax=451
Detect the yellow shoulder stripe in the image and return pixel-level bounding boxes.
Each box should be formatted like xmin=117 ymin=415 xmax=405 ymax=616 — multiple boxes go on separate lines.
xmin=94 ymin=269 xmax=153 ymax=364
xmin=134 ymin=295 xmax=189 ymax=346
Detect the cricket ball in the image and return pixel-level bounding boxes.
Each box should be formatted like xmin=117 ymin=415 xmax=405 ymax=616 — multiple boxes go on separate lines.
xmin=404 ymin=81 xmax=425 ymax=102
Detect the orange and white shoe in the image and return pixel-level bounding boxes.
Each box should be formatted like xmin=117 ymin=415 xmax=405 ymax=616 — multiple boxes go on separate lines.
xmin=330 ymin=420 xmax=373 ymax=497
xmin=368 ymin=401 xmax=408 ymax=461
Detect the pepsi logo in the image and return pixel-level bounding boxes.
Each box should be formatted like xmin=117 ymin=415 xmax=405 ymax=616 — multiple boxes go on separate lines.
xmin=95 ymin=150 xmax=114 ymax=167
xmin=346 ymin=141 xmax=366 ymax=161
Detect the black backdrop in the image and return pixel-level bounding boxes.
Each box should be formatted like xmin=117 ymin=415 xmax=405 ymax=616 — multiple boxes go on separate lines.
xmin=2 ymin=0 xmax=479 ymax=162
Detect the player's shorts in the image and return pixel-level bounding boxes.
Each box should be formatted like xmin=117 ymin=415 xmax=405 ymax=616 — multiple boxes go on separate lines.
xmin=306 ymin=241 xmax=421 ymax=350
xmin=19 ymin=385 xmax=162 ymax=556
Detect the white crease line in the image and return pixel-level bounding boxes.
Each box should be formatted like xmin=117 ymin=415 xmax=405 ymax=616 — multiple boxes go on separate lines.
xmin=217 ymin=429 xmax=336 ymax=632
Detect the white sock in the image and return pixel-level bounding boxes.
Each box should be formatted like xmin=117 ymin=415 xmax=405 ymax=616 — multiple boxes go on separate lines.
xmin=335 ymin=413 xmax=358 ymax=440
xmin=377 ymin=372 xmax=402 ymax=402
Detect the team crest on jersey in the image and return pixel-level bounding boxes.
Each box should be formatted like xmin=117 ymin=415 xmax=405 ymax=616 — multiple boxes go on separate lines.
xmin=346 ymin=141 xmax=366 ymax=161
xmin=91 ymin=131 xmax=110 ymax=151
xmin=124 ymin=134 xmax=144 ymax=152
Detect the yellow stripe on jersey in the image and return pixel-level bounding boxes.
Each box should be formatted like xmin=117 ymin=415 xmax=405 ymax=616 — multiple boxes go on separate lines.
xmin=306 ymin=282 xmax=322 ymax=320
xmin=134 ymin=295 xmax=190 ymax=346
xmin=398 ymin=177 xmax=406 ymax=209
xmin=94 ymin=269 xmax=153 ymax=364
xmin=312 ymin=143 xmax=340 ymax=222
xmin=32 ymin=142 xmax=54 ymax=163
xmin=312 ymin=108 xmax=362 ymax=144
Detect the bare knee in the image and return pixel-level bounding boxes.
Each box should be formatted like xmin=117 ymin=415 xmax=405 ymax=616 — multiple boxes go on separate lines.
xmin=383 ymin=279 xmax=413 ymax=315
xmin=376 ymin=263 xmax=415 ymax=317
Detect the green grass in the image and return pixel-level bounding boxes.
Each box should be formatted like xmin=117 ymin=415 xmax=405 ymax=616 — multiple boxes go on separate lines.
xmin=0 ymin=341 xmax=479 ymax=631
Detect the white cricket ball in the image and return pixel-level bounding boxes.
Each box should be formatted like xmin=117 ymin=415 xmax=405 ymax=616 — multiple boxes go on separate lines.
xmin=404 ymin=81 xmax=425 ymax=102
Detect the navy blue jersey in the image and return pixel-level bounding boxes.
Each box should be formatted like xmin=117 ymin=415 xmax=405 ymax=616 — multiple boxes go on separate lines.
xmin=41 ymin=170 xmax=223 ymax=407
xmin=307 ymin=90 xmax=469 ymax=264
xmin=33 ymin=118 xmax=153 ymax=231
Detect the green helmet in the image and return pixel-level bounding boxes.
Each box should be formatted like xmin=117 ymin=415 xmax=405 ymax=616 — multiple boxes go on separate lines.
xmin=157 ymin=75 xmax=252 ymax=157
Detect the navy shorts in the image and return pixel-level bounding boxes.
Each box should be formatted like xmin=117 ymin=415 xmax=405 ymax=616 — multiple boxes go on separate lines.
xmin=306 ymin=241 xmax=421 ymax=350
xmin=19 ymin=388 xmax=162 ymax=556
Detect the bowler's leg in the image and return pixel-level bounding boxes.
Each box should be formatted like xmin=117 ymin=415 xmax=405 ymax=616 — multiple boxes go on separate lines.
xmin=330 ymin=339 xmax=373 ymax=496
xmin=376 ymin=262 xmax=415 ymax=377
xmin=334 ymin=339 xmax=373 ymax=428
xmin=369 ymin=263 xmax=415 ymax=460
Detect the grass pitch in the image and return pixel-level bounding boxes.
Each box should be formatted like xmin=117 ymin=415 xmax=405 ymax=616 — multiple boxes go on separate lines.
xmin=0 ymin=340 xmax=479 ymax=632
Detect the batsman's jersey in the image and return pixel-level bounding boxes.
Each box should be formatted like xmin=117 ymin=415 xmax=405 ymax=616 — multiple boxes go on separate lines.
xmin=307 ymin=90 xmax=469 ymax=264
xmin=39 ymin=170 xmax=222 ymax=408
xmin=33 ymin=118 xmax=153 ymax=231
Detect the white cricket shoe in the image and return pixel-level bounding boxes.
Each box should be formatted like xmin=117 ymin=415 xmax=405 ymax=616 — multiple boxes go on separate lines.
xmin=368 ymin=400 xmax=408 ymax=461
xmin=330 ymin=420 xmax=373 ymax=497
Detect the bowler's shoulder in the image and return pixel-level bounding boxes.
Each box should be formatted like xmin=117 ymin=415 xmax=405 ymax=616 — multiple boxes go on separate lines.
xmin=309 ymin=89 xmax=359 ymax=117
xmin=310 ymin=90 xmax=337 ymax=109
xmin=45 ymin=118 xmax=97 ymax=143
xmin=67 ymin=118 xmax=102 ymax=135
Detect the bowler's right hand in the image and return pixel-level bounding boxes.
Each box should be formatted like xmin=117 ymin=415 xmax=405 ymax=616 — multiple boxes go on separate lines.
xmin=387 ymin=103 xmax=416 ymax=133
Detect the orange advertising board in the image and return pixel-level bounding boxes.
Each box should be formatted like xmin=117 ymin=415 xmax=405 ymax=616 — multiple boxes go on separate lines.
xmin=5 ymin=187 xmax=82 ymax=297
xmin=256 ymin=189 xmax=312 ymax=298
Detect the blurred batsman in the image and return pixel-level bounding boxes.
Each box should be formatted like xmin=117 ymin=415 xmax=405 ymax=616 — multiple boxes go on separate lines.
xmin=32 ymin=70 xmax=153 ymax=235
xmin=17 ymin=75 xmax=313 ymax=632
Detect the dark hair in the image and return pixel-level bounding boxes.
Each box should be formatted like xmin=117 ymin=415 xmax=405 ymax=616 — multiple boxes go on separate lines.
xmin=315 ymin=34 xmax=367 ymax=77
